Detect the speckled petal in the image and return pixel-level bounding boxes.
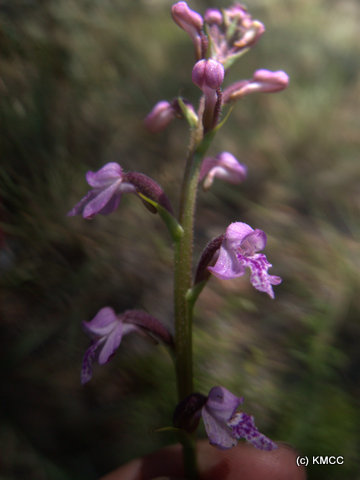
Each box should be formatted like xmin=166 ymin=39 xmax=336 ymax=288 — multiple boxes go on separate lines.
xmin=81 ymin=339 xmax=102 ymax=385
xmin=238 ymin=253 xmax=282 ymax=299
xmin=228 ymin=412 xmax=277 ymax=451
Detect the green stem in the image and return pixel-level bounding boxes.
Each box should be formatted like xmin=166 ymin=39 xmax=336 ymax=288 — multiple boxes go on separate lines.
xmin=173 ymin=131 xmax=215 ymax=478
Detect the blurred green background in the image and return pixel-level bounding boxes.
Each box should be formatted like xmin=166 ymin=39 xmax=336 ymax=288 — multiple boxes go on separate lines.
xmin=1 ymin=0 xmax=359 ymax=478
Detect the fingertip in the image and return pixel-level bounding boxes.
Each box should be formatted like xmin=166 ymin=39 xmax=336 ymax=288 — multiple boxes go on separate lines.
xmin=197 ymin=440 xmax=307 ymax=480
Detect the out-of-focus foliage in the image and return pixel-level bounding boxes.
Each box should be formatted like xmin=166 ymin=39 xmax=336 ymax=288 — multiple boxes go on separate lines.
xmin=1 ymin=0 xmax=359 ymax=478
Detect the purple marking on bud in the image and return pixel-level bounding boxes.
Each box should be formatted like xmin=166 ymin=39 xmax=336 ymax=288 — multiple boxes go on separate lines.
xmin=144 ymin=100 xmax=177 ymax=133
xmin=223 ymin=69 xmax=289 ymax=103
xmin=208 ymin=222 xmax=282 ymax=298
xmin=171 ymin=1 xmax=204 ymax=59
xmin=199 ymin=152 xmax=247 ymax=190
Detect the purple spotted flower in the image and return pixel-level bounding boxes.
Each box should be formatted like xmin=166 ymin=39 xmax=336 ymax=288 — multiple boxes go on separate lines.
xmin=81 ymin=307 xmax=173 ymax=384
xmin=202 ymin=386 xmax=277 ymax=450
xmin=173 ymin=386 xmax=277 ymax=451
xmin=199 ymin=152 xmax=247 ymax=190
xmin=67 ymin=163 xmax=136 ymax=219
xmin=208 ymin=222 xmax=282 ymax=298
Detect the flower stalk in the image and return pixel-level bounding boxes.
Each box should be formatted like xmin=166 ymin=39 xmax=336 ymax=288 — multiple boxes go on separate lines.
xmin=69 ymin=3 xmax=289 ymax=479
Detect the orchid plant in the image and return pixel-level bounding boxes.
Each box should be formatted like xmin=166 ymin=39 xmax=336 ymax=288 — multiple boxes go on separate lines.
xmin=68 ymin=2 xmax=289 ymax=478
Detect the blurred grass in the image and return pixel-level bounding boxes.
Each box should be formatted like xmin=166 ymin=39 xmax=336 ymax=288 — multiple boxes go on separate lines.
xmin=1 ymin=0 xmax=359 ymax=478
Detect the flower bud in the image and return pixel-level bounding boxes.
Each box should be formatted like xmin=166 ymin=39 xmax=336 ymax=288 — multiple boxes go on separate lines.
xmin=144 ymin=100 xmax=176 ymax=133
xmin=251 ymin=69 xmax=290 ymax=92
xmin=171 ymin=1 xmax=203 ymax=32
xmin=234 ymin=20 xmax=265 ymax=49
xmin=124 ymin=171 xmax=174 ymax=214
xmin=204 ymin=8 xmax=223 ymax=25
xmin=173 ymin=393 xmax=207 ymax=433
xmin=223 ymin=69 xmax=289 ymax=103
xmin=192 ymin=59 xmax=225 ymax=92
xmin=200 ymin=152 xmax=247 ymax=190
xmin=171 ymin=2 xmax=204 ymax=59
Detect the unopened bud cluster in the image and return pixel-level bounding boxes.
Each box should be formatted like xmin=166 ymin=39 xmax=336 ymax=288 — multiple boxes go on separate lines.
xmin=145 ymin=2 xmax=289 ymax=135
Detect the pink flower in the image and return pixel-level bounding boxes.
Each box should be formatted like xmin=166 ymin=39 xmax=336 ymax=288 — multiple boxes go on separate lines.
xmin=67 ymin=163 xmax=136 ymax=219
xmin=200 ymin=152 xmax=247 ymax=190
xmin=81 ymin=307 xmax=173 ymax=384
xmin=208 ymin=222 xmax=282 ymax=298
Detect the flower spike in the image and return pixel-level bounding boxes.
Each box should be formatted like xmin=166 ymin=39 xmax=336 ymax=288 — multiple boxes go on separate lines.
xmin=208 ymin=222 xmax=282 ymax=298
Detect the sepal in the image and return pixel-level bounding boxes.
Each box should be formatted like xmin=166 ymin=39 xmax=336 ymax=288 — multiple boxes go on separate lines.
xmin=173 ymin=393 xmax=207 ymax=433
xmin=124 ymin=171 xmax=174 ymax=215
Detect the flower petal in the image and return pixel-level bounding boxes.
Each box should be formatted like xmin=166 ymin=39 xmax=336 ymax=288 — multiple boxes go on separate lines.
xmin=238 ymin=253 xmax=282 ymax=298
xmin=206 ymin=386 xmax=243 ymax=422
xmin=202 ymin=406 xmax=237 ymax=449
xmin=67 ymin=190 xmax=97 ymax=217
xmin=240 ymin=229 xmax=267 ymax=256
xmin=208 ymin=223 xmax=253 ymax=279
xmin=81 ymin=340 xmax=102 ymax=385
xmin=228 ymin=412 xmax=277 ymax=451
xmin=208 ymin=242 xmax=245 ymax=279
xmin=82 ymin=307 xmax=119 ymax=337
xmin=98 ymin=321 xmax=124 ymax=364
xmin=226 ymin=222 xmax=254 ymax=250
xmin=82 ymin=181 xmax=122 ymax=219
xmin=86 ymin=162 xmax=123 ymax=188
